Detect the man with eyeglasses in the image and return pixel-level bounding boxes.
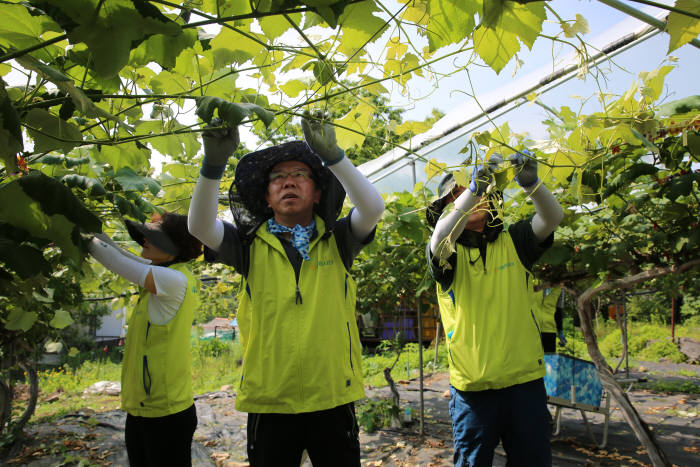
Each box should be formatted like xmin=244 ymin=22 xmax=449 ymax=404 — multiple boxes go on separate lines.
xmin=188 ymin=114 xmax=384 ymax=467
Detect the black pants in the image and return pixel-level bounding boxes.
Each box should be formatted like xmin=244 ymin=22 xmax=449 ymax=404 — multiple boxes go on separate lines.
xmin=125 ymin=404 xmax=197 ymax=467
xmin=247 ymin=402 xmax=360 ymax=467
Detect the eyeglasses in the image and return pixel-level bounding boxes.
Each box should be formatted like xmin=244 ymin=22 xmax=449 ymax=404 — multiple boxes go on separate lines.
xmin=268 ymin=169 xmax=313 ymax=184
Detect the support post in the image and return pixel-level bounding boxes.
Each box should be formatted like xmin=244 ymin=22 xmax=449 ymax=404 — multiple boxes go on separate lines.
xmin=417 ymin=298 xmax=424 ymax=435
xmin=434 ymin=318 xmax=441 ymax=367
xmin=671 ymin=297 xmax=676 ymax=342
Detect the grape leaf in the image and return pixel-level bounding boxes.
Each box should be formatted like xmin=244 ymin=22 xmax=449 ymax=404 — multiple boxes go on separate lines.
xmin=425 ymin=0 xmax=480 ymax=52
xmin=5 ymin=309 xmax=38 ymax=332
xmin=666 ymin=0 xmax=700 ymax=52
xmin=0 ymin=79 xmax=22 ymax=172
xmin=196 ymin=97 xmax=273 ymax=127
xmin=50 ymin=309 xmax=74 ymax=329
xmin=474 ymin=1 xmax=546 ymax=73
xmin=23 ymin=109 xmax=83 ymax=154
xmin=0 ymin=238 xmax=51 ymax=279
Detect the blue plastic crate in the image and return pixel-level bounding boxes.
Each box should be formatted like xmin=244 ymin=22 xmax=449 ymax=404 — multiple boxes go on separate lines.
xmin=544 ymin=354 xmax=603 ymax=407
xmin=381 ymin=318 xmax=416 ymax=340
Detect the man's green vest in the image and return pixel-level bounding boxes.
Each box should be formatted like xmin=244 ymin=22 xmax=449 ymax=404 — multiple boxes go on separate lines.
xmin=121 ymin=263 xmax=199 ymax=417
xmin=533 ymin=286 xmax=560 ymax=333
xmin=436 ymin=232 xmax=545 ymax=391
xmin=236 ymin=216 xmax=364 ymax=413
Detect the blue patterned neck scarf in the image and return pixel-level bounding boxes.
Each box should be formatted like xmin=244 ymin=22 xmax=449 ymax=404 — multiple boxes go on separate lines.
xmin=266 ymin=218 xmax=315 ymax=261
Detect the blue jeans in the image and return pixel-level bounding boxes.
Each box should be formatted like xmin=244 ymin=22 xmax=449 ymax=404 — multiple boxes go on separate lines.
xmin=449 ymin=379 xmax=551 ymax=467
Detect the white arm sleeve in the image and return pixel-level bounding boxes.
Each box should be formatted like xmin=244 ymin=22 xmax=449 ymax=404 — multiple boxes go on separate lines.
xmin=93 ymin=233 xmax=152 ymax=264
xmin=88 ymin=237 xmax=150 ymax=287
xmin=328 ymin=157 xmax=384 ymax=240
xmin=147 ymin=267 xmax=187 ymax=325
xmin=525 ymin=183 xmax=564 ymax=242
xmin=188 ymin=175 xmax=225 ymax=251
xmin=429 ymin=188 xmax=480 ymax=255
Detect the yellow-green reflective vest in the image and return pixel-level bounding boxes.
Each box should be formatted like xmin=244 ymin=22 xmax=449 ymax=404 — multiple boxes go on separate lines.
xmin=121 ymin=263 xmax=199 ymax=417
xmin=236 ymin=216 xmax=364 ymax=413
xmin=533 ymin=286 xmax=560 ymax=333
xmin=436 ymin=233 xmax=545 ymax=391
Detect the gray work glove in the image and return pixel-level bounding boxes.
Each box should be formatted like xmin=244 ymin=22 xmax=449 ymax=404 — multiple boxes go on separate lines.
xmin=509 ymin=149 xmax=539 ymax=188
xmin=201 ymin=118 xmax=239 ymax=179
xmin=469 ymin=154 xmax=502 ymax=196
xmin=301 ymin=111 xmax=344 ymax=165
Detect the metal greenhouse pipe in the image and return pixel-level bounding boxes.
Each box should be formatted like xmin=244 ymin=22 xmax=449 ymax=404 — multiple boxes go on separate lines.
xmin=598 ymin=0 xmax=700 ymax=49
xmin=362 ymin=15 xmax=666 ymax=181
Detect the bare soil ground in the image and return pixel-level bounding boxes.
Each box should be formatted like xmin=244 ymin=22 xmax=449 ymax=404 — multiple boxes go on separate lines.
xmin=4 ymin=362 xmax=699 ymax=466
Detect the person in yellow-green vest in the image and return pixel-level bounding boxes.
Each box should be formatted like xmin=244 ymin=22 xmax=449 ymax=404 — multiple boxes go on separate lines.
xmin=87 ymin=212 xmax=202 ymax=466
xmin=426 ymin=150 xmax=564 ymax=467
xmin=188 ymin=112 xmax=384 ymax=467
xmin=532 ymin=285 xmax=567 ymax=352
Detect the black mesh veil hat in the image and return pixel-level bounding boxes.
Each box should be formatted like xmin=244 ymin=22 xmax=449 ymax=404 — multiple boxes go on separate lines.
xmin=425 ymin=172 xmax=504 ymax=240
xmin=229 ymin=141 xmax=346 ymax=235
xmin=425 ymin=173 xmax=458 ymax=228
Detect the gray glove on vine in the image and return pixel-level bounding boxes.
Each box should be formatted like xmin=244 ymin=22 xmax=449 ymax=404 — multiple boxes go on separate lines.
xmin=201 ymin=118 xmax=239 ymax=180
xmin=301 ymin=111 xmax=344 ymax=165
xmin=469 ymin=154 xmax=502 ymax=196
xmin=510 ymin=149 xmax=539 ymax=188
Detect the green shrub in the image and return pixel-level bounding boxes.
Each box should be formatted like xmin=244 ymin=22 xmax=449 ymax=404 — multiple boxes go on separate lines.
xmin=190 ymin=338 xmax=242 ymax=394
xmin=38 ymin=361 xmax=122 ymax=395
xmin=598 ymin=324 xmax=671 ymax=359
xmin=356 ymin=398 xmax=399 ymax=433
xmin=362 ymin=340 xmax=449 ymax=387
xmin=650 ymin=380 xmax=700 ymax=394
xmin=638 ymin=340 xmax=686 ymax=363
xmin=680 ymin=294 xmax=700 ymax=325
xmin=193 ymin=337 xmax=231 ymax=358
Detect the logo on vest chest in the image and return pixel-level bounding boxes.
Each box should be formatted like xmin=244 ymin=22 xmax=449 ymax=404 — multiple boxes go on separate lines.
xmin=494 ymin=261 xmax=515 ymax=273
xmin=310 ymin=259 xmax=334 ymax=271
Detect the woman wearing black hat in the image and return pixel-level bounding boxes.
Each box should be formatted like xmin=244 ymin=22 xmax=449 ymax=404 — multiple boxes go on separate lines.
xmin=87 ymin=213 xmax=202 ymax=466
xmin=188 ymin=115 xmax=384 ymax=467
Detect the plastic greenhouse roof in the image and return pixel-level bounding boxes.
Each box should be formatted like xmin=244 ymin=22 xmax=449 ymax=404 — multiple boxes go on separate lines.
xmin=358 ymin=10 xmax=696 ymax=196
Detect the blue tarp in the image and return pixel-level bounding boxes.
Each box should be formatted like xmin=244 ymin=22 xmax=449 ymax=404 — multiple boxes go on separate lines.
xmin=544 ymin=354 xmax=603 ymax=407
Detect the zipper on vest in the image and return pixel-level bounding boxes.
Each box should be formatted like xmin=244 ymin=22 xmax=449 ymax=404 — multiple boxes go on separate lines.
xmin=295 ymin=284 xmax=302 ymax=304
xmin=480 ymin=235 xmax=487 ymax=273
xmin=346 ymin=322 xmax=354 ymax=374
xmin=530 ymin=309 xmax=545 ymax=365
xmin=142 ymin=355 xmax=152 ymax=396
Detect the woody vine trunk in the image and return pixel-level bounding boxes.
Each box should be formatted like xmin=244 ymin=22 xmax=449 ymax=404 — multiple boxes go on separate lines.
xmin=575 ymin=258 xmax=700 ymax=466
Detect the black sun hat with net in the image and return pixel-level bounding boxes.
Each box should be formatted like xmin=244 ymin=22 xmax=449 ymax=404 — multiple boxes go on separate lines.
xmin=425 ymin=173 xmax=458 ymax=228
xmin=229 ymin=141 xmax=346 ymax=235
xmin=425 ymin=171 xmax=505 ymax=243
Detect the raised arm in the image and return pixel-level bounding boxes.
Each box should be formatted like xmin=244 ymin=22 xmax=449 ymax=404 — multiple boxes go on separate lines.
xmin=509 ymin=150 xmax=564 ymax=242
xmin=301 ymin=114 xmax=384 ymax=240
xmin=429 ymin=188 xmax=480 ymax=255
xmin=429 ymin=156 xmax=501 ymax=255
xmin=187 ymin=120 xmax=239 ymax=251
xmin=87 ymin=235 xmax=151 ymax=290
